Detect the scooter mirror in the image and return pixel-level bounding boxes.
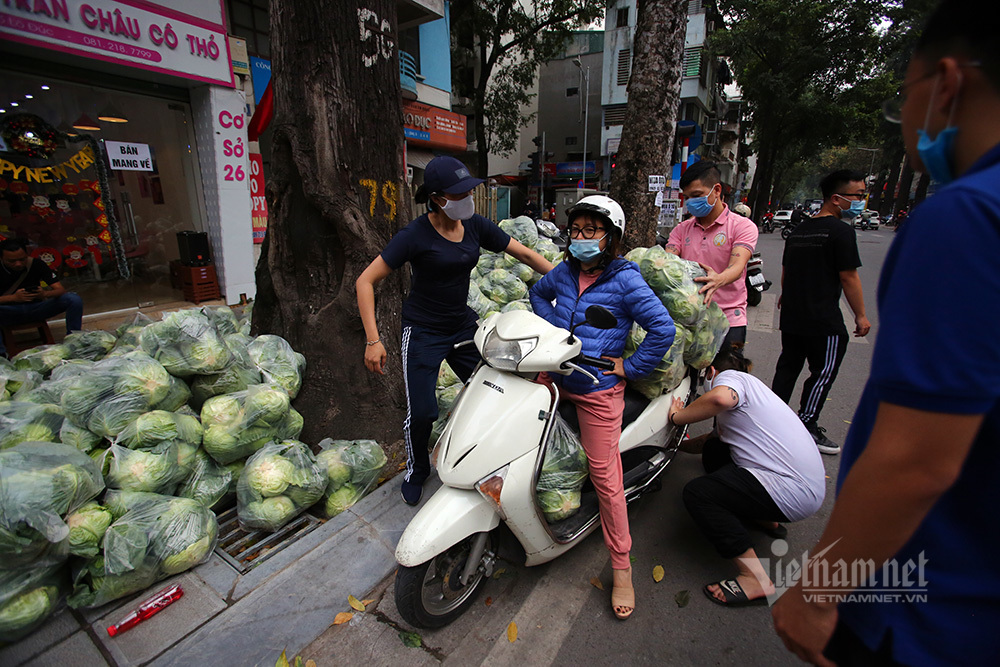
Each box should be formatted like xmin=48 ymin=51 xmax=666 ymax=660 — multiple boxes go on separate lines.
xmin=585 ymin=305 xmax=617 ymax=330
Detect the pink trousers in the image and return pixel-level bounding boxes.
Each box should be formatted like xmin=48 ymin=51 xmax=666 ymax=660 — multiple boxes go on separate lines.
xmin=542 ymin=375 xmax=631 ymax=570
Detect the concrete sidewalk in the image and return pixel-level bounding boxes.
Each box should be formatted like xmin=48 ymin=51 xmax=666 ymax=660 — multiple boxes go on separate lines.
xmin=1 ymin=475 xmax=425 ymax=667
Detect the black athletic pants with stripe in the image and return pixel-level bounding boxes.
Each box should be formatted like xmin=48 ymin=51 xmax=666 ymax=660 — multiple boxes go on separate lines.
xmin=401 ymin=321 xmax=481 ymax=485
xmin=771 ymin=331 xmax=849 ymax=430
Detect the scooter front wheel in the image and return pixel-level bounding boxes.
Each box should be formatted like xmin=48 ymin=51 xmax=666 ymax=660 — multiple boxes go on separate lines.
xmin=395 ymin=531 xmax=495 ymax=628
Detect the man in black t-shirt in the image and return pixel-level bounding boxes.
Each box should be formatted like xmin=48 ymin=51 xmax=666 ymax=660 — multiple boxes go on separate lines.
xmin=0 ymin=238 xmax=83 ymax=358
xmin=772 ymin=170 xmax=871 ymax=454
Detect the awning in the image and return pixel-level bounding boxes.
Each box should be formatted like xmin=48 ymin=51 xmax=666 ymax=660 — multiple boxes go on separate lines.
xmin=406 ymin=147 xmax=437 ymax=170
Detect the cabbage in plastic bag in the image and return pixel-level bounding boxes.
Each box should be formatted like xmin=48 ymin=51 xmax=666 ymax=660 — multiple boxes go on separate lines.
xmin=626 ymin=245 xmax=708 ymax=326
xmin=437 ymin=361 xmax=460 ymax=389
xmin=0 ymin=564 xmax=66 ymax=642
xmin=481 ymin=269 xmax=528 ymax=305
xmin=200 ymin=384 xmax=293 ymax=465
xmin=314 ymin=439 xmax=386 ymax=518
xmin=139 ymin=309 xmax=233 ymax=377
xmin=49 ymin=359 xmax=94 ymax=381
xmin=66 ymin=501 xmax=113 ymax=558
xmin=61 ymin=331 xmax=116 ymax=361
xmin=175 ymin=448 xmax=233 ymax=509
xmin=0 ymin=442 xmax=105 ymax=569
xmin=59 ymin=420 xmax=103 ymax=454
xmin=105 ymin=443 xmax=186 ymax=494
xmin=0 ymin=401 xmax=64 ymax=450
xmin=499 ymin=216 xmax=539 ymax=248
xmin=247 ymin=335 xmax=306 ymax=399
xmin=202 ymin=305 xmax=240 ymax=336
xmin=624 ymin=323 xmax=690 ymax=400
xmin=238 ymin=440 xmax=328 ymax=531
xmin=0 ymin=359 xmax=42 ymax=396
xmin=190 ymin=333 xmax=263 ymax=408
xmin=684 ymin=302 xmax=731 ymax=370
xmin=114 ymin=410 xmax=203 ymax=452
xmin=535 ymin=415 xmax=589 ymax=524
xmin=501 ymin=299 xmax=532 ymax=313
xmin=68 ymin=494 xmax=218 ymax=608
xmin=12 ymin=344 xmax=71 ymax=377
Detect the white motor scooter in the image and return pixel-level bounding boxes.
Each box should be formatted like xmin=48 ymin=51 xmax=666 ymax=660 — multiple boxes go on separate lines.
xmin=394 ymin=307 xmax=692 ymax=628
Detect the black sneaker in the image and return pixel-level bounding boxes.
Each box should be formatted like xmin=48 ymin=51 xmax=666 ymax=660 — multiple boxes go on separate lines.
xmin=808 ymin=425 xmax=841 ymax=455
xmin=400 ymin=479 xmax=423 ymax=506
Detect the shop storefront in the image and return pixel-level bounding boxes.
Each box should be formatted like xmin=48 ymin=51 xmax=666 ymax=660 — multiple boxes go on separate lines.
xmin=0 ymin=0 xmax=255 ymax=317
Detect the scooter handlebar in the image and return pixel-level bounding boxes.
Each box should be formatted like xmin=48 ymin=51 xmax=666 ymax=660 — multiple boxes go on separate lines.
xmin=577 ymin=354 xmax=616 ymax=371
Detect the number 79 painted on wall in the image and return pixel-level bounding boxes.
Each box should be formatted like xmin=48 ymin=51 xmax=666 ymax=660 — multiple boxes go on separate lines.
xmin=359 ymin=179 xmax=398 ymax=221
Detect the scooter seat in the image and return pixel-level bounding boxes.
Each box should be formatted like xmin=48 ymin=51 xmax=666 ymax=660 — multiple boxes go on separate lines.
xmin=557 ymin=386 xmax=651 ymax=433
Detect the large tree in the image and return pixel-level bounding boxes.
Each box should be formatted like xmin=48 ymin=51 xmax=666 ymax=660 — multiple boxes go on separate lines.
xmin=254 ymin=0 xmax=410 ymax=448
xmin=608 ymin=0 xmax=688 ymax=250
xmin=450 ymin=0 xmax=604 ymax=177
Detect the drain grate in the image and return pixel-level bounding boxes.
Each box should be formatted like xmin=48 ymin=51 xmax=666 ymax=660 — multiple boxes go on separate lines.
xmin=213 ymin=506 xmax=323 ymax=574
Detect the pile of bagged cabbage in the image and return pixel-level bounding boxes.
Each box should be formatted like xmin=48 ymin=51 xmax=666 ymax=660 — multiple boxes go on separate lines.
xmin=0 ymin=304 xmax=386 ymax=643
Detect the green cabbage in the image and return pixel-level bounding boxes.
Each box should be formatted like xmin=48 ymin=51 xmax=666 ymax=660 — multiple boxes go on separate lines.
xmin=67 ymin=501 xmax=113 ymax=558
xmin=0 ymin=566 xmax=64 ymax=642
xmin=12 ymin=344 xmax=70 ymax=376
xmin=535 ymin=417 xmax=588 ymax=523
xmin=314 ymin=439 xmax=386 ymax=518
xmin=498 ymin=216 xmax=539 ymax=248
xmin=139 ymin=309 xmax=233 ymax=377
xmin=247 ymin=335 xmax=306 ymax=398
xmin=237 ymin=440 xmax=328 ymax=531
xmin=61 ymin=331 xmax=116 ymax=361
xmin=105 ymin=443 xmax=185 ymax=494
xmin=536 ymin=489 xmax=581 ymax=522
xmin=481 ymin=269 xmax=528 ymax=305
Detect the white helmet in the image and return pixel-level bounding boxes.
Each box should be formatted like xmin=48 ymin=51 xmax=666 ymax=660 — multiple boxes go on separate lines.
xmin=567 ymin=195 xmax=626 ymax=236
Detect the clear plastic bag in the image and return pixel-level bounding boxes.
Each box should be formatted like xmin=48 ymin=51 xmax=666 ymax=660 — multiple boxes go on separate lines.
xmin=467 ymin=281 xmax=499 ymax=320
xmin=535 ymin=415 xmax=589 ymax=524
xmin=684 ymin=302 xmax=731 ymax=370
xmin=66 ymin=501 xmax=113 ymax=558
xmin=0 ymin=442 xmax=105 ymax=569
xmin=626 ymin=245 xmax=708 ymax=326
xmin=153 ymin=375 xmax=193 ymax=412
xmin=114 ymin=410 xmax=203 ymax=452
xmin=139 ymin=309 xmax=233 ymax=377
xmin=201 ymin=305 xmax=240 ymax=336
xmin=61 ymin=331 xmax=116 ymax=361
xmin=59 ymin=352 xmax=173 ymax=439
xmin=175 ymin=448 xmax=233 ymax=509
xmin=49 ymin=359 xmax=94 ymax=381
xmin=190 ymin=333 xmax=262 ymax=408
xmin=498 ymin=216 xmax=539 ymax=248
xmin=200 ymin=384 xmax=295 ymax=465
xmin=0 ymin=564 xmax=66 ymax=642
xmin=105 ymin=443 xmax=186 ymax=495
xmin=68 ymin=494 xmax=218 ymax=608
xmin=481 ymin=269 xmax=528 ymax=306
xmin=624 ymin=323 xmax=691 ymax=399
xmin=247 ymin=335 xmax=306 ymax=399
xmin=0 ymin=401 xmax=65 ymax=450
xmin=12 ymin=344 xmax=71 ymax=377
xmin=0 ymin=359 xmax=42 ymax=399
xmin=314 ymin=439 xmax=387 ymax=518
xmin=237 ymin=440 xmax=328 ymax=531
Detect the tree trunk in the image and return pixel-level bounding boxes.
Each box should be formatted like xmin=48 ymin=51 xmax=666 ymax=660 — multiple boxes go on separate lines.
xmin=608 ymin=0 xmax=687 ymax=250
xmin=879 ymin=149 xmax=904 ymax=216
xmin=895 ymin=162 xmax=915 ymax=213
xmin=254 ymin=0 xmax=410 ymax=447
xmin=913 ymin=171 xmax=931 ymax=205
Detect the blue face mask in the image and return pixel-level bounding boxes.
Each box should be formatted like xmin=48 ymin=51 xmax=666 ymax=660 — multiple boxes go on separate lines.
xmin=838 ymin=199 xmax=866 ymax=219
xmin=916 ymin=74 xmax=962 ymax=185
xmin=569 ymin=236 xmax=606 ymax=263
xmin=685 ymin=189 xmax=717 ymax=218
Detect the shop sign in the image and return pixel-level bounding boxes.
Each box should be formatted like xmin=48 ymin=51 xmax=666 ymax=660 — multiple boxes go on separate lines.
xmin=0 ymin=0 xmax=234 ymax=88
xmin=105 ymin=141 xmax=152 ymax=171
xmin=556 ymin=161 xmax=596 ymax=176
xmin=229 ymin=35 xmax=249 ymax=76
xmin=402 ymin=101 xmax=467 ymax=152
xmin=250 ymin=57 xmax=271 ymax=105
xmin=249 ymin=153 xmax=267 ymax=243
xmin=0 ymin=145 xmax=96 ymax=183
xmin=215 ymin=106 xmax=249 ymax=191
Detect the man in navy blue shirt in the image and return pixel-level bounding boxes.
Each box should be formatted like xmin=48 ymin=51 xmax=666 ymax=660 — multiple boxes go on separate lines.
xmin=772 ymin=2 xmax=1000 ymax=664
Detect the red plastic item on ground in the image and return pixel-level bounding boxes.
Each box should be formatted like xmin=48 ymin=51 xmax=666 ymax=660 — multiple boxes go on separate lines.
xmin=106 ymin=584 xmax=184 ymax=637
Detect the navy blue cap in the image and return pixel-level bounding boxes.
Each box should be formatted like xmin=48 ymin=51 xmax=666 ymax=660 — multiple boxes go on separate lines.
xmin=423 ymin=156 xmax=483 ymax=194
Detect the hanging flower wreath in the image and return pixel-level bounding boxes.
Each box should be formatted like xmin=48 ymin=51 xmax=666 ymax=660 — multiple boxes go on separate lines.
xmin=0 ymin=113 xmax=60 ymax=159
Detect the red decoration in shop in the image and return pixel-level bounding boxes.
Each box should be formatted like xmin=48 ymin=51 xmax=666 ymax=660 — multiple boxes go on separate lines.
xmin=79 ymin=179 xmax=98 ymax=193
xmin=32 ymin=247 xmax=62 ymax=269
xmin=0 ymin=114 xmax=60 ymax=159
xmin=62 ymin=183 xmax=79 ymax=196
xmin=98 ymin=230 xmax=112 ymax=244
xmin=96 ymin=213 xmax=108 ymax=227
xmin=10 ymin=182 xmax=28 ymax=196
xmin=61 ymin=245 xmax=88 ymax=268
xmin=0 ymin=178 xmax=7 ymax=191
xmin=88 ymin=245 xmax=103 ymax=265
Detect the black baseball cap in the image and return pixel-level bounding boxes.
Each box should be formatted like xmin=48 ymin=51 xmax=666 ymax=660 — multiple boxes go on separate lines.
xmin=423 ymin=156 xmax=483 ymax=194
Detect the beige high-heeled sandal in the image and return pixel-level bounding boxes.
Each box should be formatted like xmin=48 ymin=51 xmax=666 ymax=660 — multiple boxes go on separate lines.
xmin=611 ymin=567 xmax=634 ymax=620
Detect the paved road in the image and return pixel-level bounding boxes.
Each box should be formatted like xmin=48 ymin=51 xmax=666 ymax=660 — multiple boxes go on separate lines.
xmin=305 ymin=226 xmax=895 ymax=666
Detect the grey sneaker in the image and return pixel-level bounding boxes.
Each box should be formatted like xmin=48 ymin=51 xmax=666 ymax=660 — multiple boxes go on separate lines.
xmin=809 ymin=425 xmax=841 ymax=455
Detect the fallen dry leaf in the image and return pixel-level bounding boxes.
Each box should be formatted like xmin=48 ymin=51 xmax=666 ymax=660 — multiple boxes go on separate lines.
xmin=652 ymin=565 xmax=665 ymax=583
xmin=492 ymin=567 xmax=507 ymax=579
xmin=590 ymin=576 xmax=604 ymax=590
xmin=305 ymin=661 xmax=317 ymax=667
xmin=507 ymin=622 xmax=518 ymax=642
xmin=333 ymin=612 xmax=353 ymax=625
xmin=675 ymin=590 xmax=691 ymax=607
xmin=361 ymin=599 xmax=375 ymax=606
xmin=485 ymin=597 xmax=493 ymax=606
xmin=275 ymin=651 xmax=289 ymax=667
xmin=348 ymin=595 xmax=365 ymax=612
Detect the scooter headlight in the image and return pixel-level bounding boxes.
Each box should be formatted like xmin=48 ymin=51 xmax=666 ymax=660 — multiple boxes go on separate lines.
xmin=483 ymin=330 xmax=537 ymax=371
xmin=475 ymin=464 xmax=509 ymax=520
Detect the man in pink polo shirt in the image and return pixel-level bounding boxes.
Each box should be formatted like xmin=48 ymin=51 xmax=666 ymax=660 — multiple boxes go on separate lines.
xmin=666 ymin=161 xmax=758 ymax=349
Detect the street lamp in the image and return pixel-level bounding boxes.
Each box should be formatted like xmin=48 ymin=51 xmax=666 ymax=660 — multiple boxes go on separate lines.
xmin=854 ymin=147 xmax=880 ymax=197
xmin=573 ymin=57 xmax=590 ymax=189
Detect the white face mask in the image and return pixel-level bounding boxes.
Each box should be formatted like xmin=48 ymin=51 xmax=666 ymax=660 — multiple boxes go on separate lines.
xmin=438 ymin=194 xmax=476 ymax=221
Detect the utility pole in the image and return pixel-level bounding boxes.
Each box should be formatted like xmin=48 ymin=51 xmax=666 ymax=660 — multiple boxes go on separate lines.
xmin=573 ymin=57 xmax=590 ymax=189
xmin=854 ymin=147 xmax=880 ymax=201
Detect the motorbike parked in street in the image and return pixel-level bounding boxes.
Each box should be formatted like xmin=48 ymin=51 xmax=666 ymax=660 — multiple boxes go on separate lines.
xmin=745 ymin=252 xmax=772 ymax=307
xmin=394 ymin=307 xmax=693 ymax=628
xmin=760 ymin=213 xmax=775 ymax=234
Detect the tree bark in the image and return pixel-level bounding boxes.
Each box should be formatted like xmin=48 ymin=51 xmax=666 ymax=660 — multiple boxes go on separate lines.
xmin=913 ymin=171 xmax=930 ymax=205
xmin=254 ymin=0 xmax=410 ymax=447
xmin=879 ymin=148 xmax=904 ymax=216
xmin=895 ymin=162 xmax=915 ymax=213
xmin=609 ymin=0 xmax=687 ymax=250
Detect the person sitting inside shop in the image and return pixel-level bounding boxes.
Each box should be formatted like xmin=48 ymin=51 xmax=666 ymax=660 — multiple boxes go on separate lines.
xmin=0 ymin=238 xmax=83 ymax=358
xmin=667 ymin=345 xmax=826 ymax=606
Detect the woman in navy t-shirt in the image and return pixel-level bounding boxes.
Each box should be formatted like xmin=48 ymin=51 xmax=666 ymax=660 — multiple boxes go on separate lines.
xmin=356 ymin=156 xmax=553 ymax=505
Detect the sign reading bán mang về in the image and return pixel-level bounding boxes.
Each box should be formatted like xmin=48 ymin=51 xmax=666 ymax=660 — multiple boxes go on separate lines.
xmin=105 ymin=141 xmax=153 ymax=171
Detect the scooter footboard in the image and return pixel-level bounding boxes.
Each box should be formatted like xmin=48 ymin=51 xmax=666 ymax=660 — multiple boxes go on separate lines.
xmin=395 ymin=486 xmax=501 ymax=567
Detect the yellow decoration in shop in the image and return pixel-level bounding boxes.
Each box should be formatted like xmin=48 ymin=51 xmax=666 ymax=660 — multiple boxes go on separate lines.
xmin=0 ymin=145 xmax=96 ymax=183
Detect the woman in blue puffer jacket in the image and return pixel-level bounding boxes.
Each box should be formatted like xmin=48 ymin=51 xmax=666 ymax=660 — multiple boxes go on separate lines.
xmin=529 ymin=195 xmax=674 ymax=620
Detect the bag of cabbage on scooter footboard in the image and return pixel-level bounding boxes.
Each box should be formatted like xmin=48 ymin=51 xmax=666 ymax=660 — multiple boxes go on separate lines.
xmin=535 ymin=415 xmax=589 ymax=524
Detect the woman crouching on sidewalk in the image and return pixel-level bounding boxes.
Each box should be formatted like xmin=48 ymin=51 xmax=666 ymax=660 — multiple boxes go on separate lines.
xmin=668 ymin=346 xmax=826 ymax=606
